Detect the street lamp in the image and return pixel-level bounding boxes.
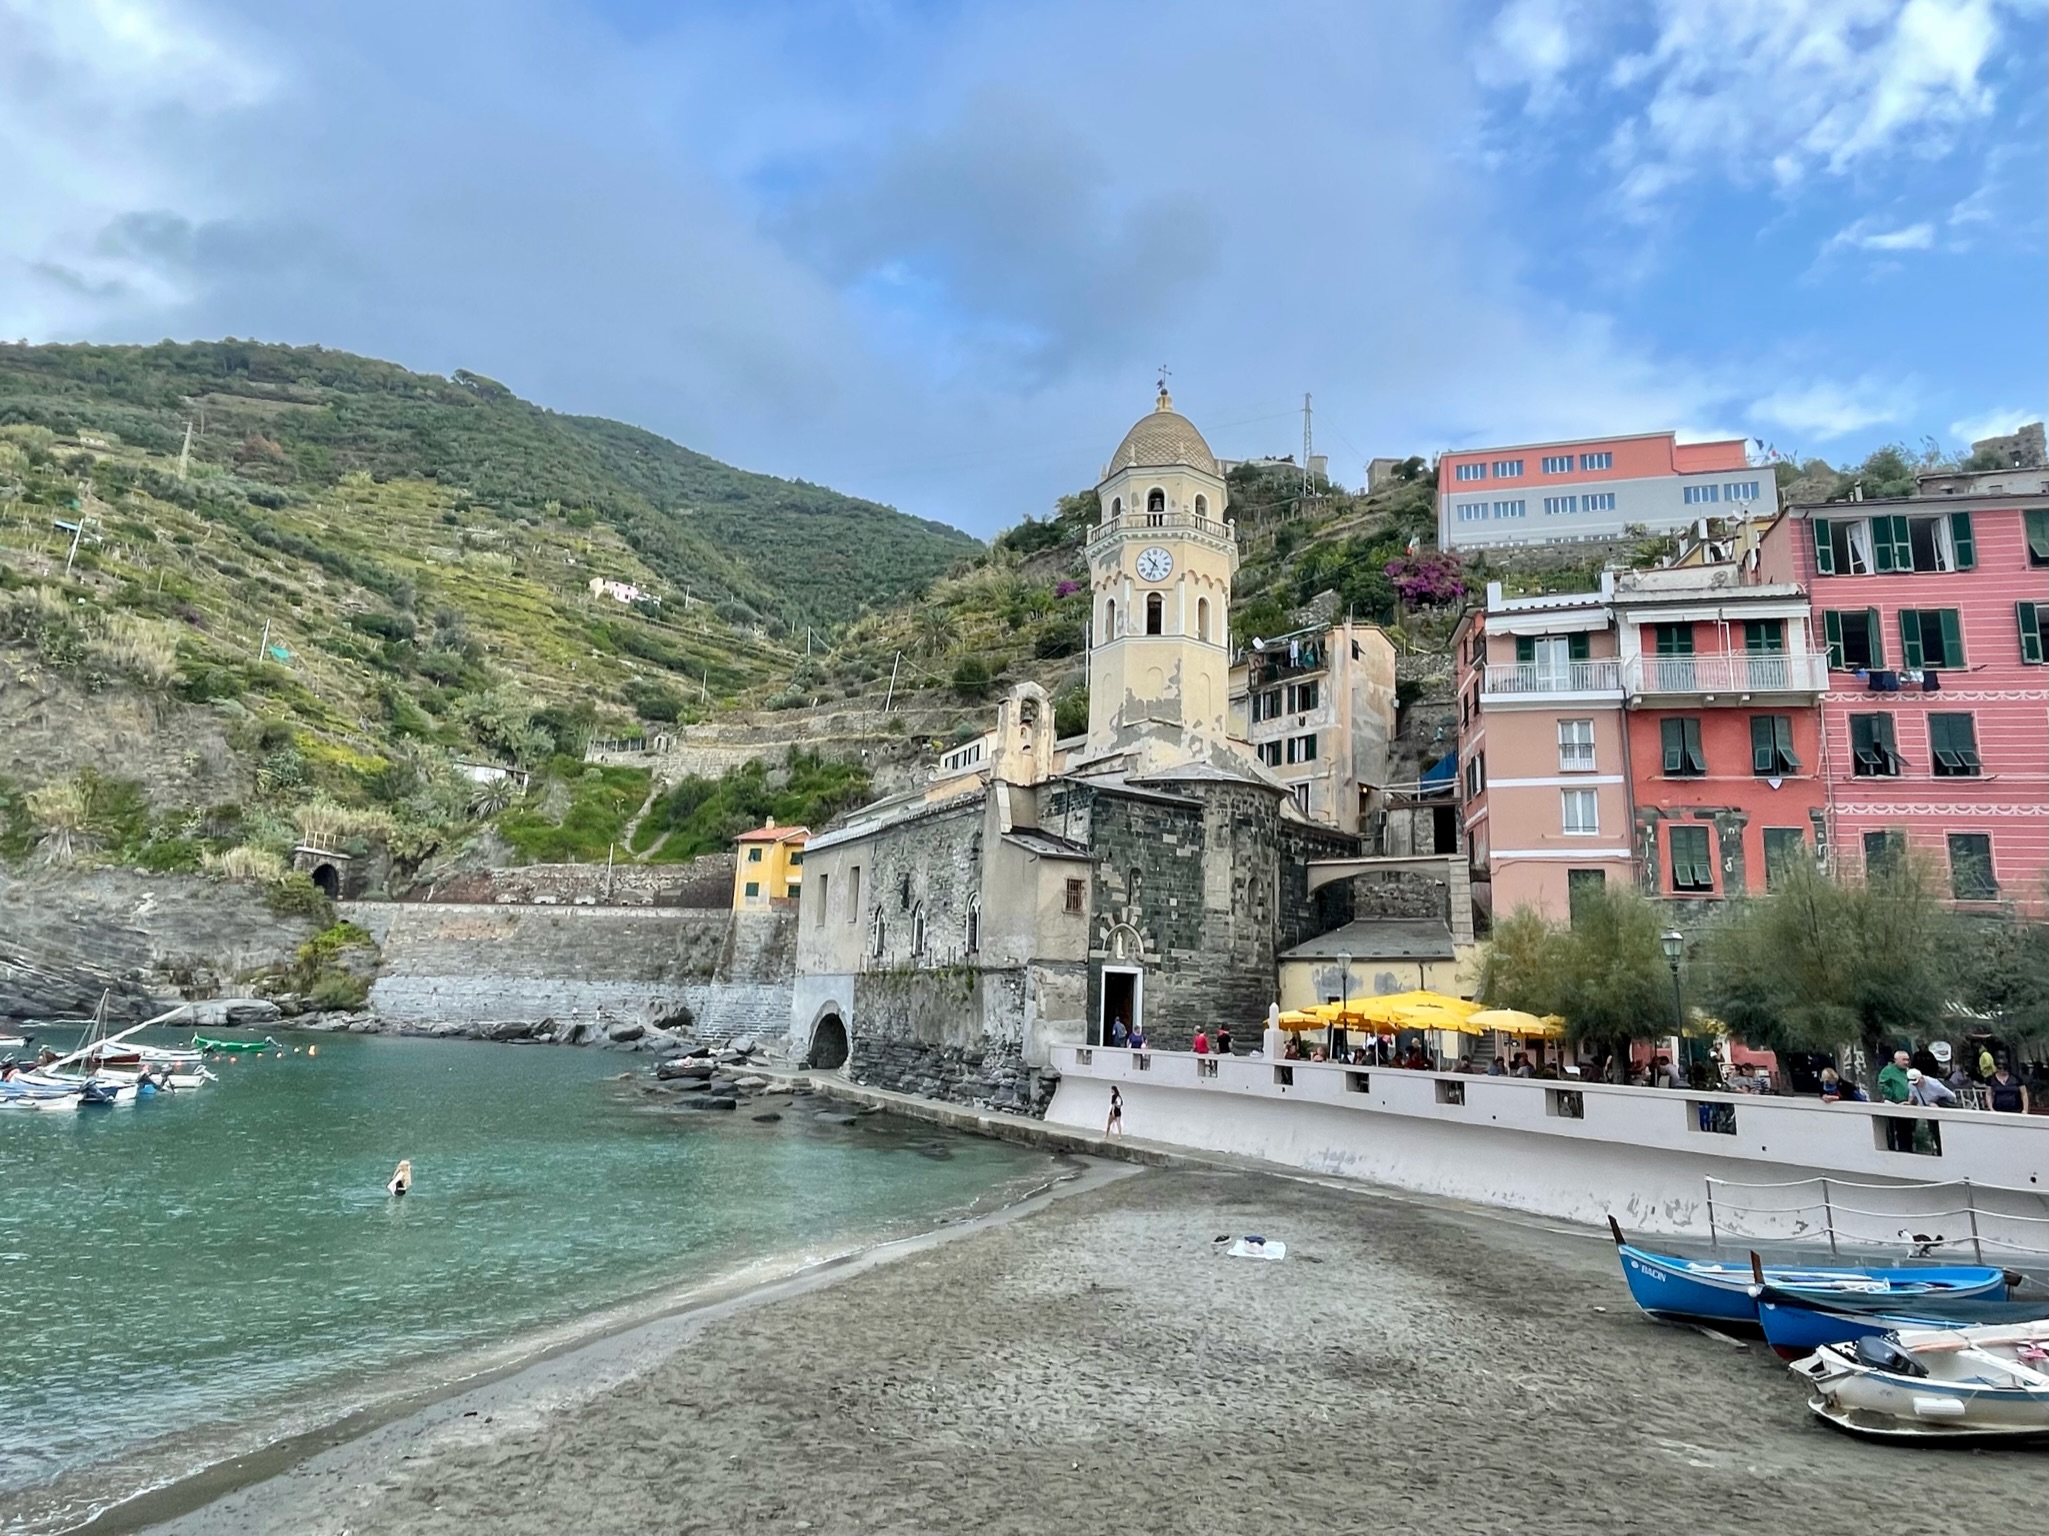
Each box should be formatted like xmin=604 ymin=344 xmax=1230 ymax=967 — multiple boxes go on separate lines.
xmin=1338 ymin=951 xmax=1352 ymax=1057
xmin=1661 ymin=929 xmax=1685 ymax=1038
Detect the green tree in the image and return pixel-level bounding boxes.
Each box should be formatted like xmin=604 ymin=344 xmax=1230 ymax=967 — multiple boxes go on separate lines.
xmin=1696 ymin=857 xmax=1957 ymax=1058
xmin=1477 ymin=883 xmax=1674 ymax=1065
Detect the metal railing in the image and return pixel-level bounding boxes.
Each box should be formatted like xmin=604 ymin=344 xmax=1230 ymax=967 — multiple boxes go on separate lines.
xmin=1088 ymin=511 xmax=1235 ymax=545
xmin=1704 ymin=1175 xmax=2049 ymax=1262
xmin=1481 ymin=659 xmax=1622 ymax=697
xmin=1623 ymin=652 xmax=1829 ymax=697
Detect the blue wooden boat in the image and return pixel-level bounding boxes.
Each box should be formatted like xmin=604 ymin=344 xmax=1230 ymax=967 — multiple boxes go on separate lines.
xmin=1755 ymin=1280 xmax=2045 ymax=1358
xmin=1606 ymin=1218 xmax=2010 ymax=1327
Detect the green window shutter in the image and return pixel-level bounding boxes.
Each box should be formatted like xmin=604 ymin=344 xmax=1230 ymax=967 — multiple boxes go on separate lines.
xmin=1661 ymin=718 xmax=1685 ymax=774
xmin=2020 ymin=602 xmax=2045 ymax=665
xmin=1872 ymin=515 xmax=1897 ymax=572
xmin=1823 ymin=610 xmax=1845 ymax=669
xmin=1812 ymin=518 xmax=1834 ymax=575
xmin=1865 ymin=608 xmax=1883 ymax=668
xmin=1774 ymin=715 xmax=1798 ymax=773
xmin=1850 ymin=714 xmax=1874 ymax=756
xmin=1568 ymin=631 xmax=1590 ymax=662
xmin=2027 ymin=509 xmax=2049 ymax=564
xmin=1885 ymin=516 xmax=1912 ymax=570
xmin=1948 ymin=511 xmax=1975 ymax=570
xmin=1682 ymin=718 xmax=1706 ymax=774
xmin=1937 ymin=609 xmax=1964 ymax=667
xmin=1897 ymin=609 xmax=1923 ymax=669
xmin=1515 ymin=636 xmax=1534 ymax=664
xmin=1751 ymin=716 xmax=1774 ymax=774
xmin=1745 ymin=620 xmax=1784 ymax=653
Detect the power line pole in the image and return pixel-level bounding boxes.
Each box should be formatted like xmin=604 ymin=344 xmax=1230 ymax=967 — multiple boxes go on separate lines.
xmin=1301 ymin=392 xmax=1314 ymax=498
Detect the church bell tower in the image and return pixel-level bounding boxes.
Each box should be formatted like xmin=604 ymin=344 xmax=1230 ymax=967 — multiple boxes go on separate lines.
xmin=1082 ymin=386 xmax=1237 ymax=763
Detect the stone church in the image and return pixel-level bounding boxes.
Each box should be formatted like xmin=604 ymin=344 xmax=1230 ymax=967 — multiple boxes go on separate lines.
xmin=787 ymin=390 xmax=1413 ymax=1111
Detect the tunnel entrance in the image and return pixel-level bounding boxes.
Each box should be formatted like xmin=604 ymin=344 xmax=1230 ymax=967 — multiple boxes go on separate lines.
xmin=807 ymin=1014 xmax=849 ymax=1070
xmin=310 ymin=863 xmax=341 ymax=900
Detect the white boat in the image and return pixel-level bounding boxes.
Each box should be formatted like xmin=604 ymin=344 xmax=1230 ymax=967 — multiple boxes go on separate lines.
xmin=1790 ymin=1320 xmax=2049 ymax=1442
xmin=0 ymin=1080 xmax=83 ymax=1112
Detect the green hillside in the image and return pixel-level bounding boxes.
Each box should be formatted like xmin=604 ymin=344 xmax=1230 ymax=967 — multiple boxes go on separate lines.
xmin=0 ymin=340 xmax=977 ymax=630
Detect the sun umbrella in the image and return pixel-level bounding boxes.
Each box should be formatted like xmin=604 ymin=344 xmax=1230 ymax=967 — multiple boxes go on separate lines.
xmin=1467 ymin=1008 xmax=1567 ymax=1039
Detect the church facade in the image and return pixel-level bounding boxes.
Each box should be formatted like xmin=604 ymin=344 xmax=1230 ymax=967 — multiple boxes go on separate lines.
xmin=786 ymin=392 xmax=1358 ymax=1111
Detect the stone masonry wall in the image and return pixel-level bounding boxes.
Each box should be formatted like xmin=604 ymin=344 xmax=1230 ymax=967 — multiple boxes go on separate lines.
xmin=411 ymin=854 xmax=736 ymax=908
xmin=847 ymin=965 xmax=1049 ymax=1113
xmin=346 ymin=902 xmax=795 ymax=1041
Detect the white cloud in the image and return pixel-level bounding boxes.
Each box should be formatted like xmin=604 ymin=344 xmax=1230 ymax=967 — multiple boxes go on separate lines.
xmin=1949 ymin=406 xmax=2040 ymax=443
xmin=1751 ymin=377 xmax=1914 ymax=438
xmin=1821 ymin=215 xmax=1938 ymax=255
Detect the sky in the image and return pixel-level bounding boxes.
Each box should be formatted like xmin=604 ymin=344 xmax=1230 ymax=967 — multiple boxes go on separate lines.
xmin=2 ymin=0 xmax=2044 ymax=538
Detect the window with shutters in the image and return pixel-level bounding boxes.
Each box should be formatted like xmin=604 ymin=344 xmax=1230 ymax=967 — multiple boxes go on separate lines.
xmin=1285 ymin=733 xmax=1318 ymax=764
xmin=743 ymin=881 xmax=760 ymax=899
xmin=1849 ymin=713 xmax=1902 ymax=777
xmin=1669 ymin=825 xmax=1714 ymax=892
xmin=1948 ymin=834 xmax=1997 ymax=900
xmin=1465 ymin=753 xmax=1485 ymax=797
xmin=1896 ymin=608 xmax=1964 ymax=669
xmin=2017 ymin=601 xmax=2046 ymax=665
xmin=1661 ymin=717 xmax=1706 ymax=776
xmin=1762 ymin=827 xmax=1806 ymax=890
xmin=1928 ymin=714 xmax=1981 ymax=777
xmin=1652 ymin=623 xmax=1694 ymax=655
xmin=1822 ymin=609 xmax=1881 ymax=670
xmin=1863 ymin=513 xmax=1974 ymax=573
xmin=1258 ymin=740 xmax=1283 ymax=767
xmin=1744 ymin=619 xmax=1785 ymax=653
xmin=1812 ymin=517 xmax=1873 ymax=576
xmin=1288 ymin=680 xmax=1320 ymax=713
xmin=1750 ymin=715 xmax=1799 ymax=775
xmin=1557 ymin=718 xmax=1596 ymax=772
xmin=2027 ymin=510 xmax=2049 ymax=567
xmin=1863 ymin=830 xmax=1904 ymax=878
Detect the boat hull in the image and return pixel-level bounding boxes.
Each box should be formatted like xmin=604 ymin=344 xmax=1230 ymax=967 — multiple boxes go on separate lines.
xmin=1758 ymin=1288 xmax=2049 ymax=1358
xmin=1790 ymin=1323 xmax=2049 ymax=1443
xmin=1616 ymin=1243 xmax=2007 ymax=1328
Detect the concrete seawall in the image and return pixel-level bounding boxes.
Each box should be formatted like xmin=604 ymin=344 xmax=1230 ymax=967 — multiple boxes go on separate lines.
xmin=344 ymin=901 xmax=796 ymax=1042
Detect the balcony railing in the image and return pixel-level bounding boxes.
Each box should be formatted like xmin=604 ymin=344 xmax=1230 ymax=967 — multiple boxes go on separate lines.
xmin=1088 ymin=510 xmax=1235 ymax=545
xmin=1623 ymin=652 xmax=1829 ymax=698
xmin=1480 ymin=659 xmax=1622 ymax=697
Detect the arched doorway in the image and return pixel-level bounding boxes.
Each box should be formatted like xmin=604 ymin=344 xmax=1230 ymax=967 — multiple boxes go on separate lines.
xmin=310 ymin=863 xmax=340 ymax=900
xmin=807 ymin=1014 xmax=849 ymax=1070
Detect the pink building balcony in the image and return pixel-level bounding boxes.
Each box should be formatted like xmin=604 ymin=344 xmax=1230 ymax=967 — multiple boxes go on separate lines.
xmin=1480 ymin=658 xmax=1622 ymax=700
xmin=1621 ymin=651 xmax=1830 ymax=702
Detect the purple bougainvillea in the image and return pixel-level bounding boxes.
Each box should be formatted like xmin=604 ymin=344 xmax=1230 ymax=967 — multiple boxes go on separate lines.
xmin=1383 ymin=550 xmax=1467 ymax=608
xmin=1054 ymin=579 xmax=1081 ymax=598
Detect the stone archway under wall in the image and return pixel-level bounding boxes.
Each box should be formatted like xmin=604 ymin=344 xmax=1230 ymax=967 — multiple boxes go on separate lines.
xmin=310 ymin=863 xmax=340 ymax=900
xmin=807 ymin=1013 xmax=849 ymax=1071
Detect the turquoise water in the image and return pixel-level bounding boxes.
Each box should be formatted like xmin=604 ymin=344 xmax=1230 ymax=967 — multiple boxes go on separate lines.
xmin=0 ymin=1031 xmax=1054 ymax=1517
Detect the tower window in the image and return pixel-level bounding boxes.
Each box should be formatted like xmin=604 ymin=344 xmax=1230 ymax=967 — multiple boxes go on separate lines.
xmin=1194 ymin=494 xmax=1208 ymax=517
xmin=1146 ymin=487 xmax=1165 ymax=515
xmin=1111 ymin=496 xmax=1121 ymax=517
xmin=1197 ymin=596 xmax=1210 ymax=642
xmin=1104 ymin=598 xmax=1116 ymax=640
xmin=1145 ymin=592 xmax=1164 ymax=635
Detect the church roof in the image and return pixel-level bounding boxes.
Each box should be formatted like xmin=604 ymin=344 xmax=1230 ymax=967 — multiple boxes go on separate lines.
xmin=1105 ymin=390 xmax=1219 ymax=478
xmin=1281 ymin=920 xmax=1457 ymax=962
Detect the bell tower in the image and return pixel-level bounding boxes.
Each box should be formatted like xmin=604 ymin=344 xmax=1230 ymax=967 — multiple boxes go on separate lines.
xmin=1083 ymin=386 xmax=1237 ymax=763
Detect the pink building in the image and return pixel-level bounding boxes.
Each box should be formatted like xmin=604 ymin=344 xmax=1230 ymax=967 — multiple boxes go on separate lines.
xmin=1438 ymin=432 xmax=1775 ymax=552
xmin=1757 ymin=492 xmax=2049 ymax=914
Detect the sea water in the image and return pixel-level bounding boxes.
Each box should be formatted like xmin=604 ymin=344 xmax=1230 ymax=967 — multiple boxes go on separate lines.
xmin=0 ymin=1031 xmax=1058 ymax=1524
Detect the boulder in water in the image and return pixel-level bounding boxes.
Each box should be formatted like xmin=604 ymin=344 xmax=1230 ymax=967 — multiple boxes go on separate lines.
xmin=606 ymin=1022 xmax=645 ymax=1044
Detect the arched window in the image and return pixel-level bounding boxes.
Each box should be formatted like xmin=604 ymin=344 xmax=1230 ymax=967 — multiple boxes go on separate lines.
xmin=1194 ymin=493 xmax=1208 ymax=518
xmin=1104 ymin=598 xmax=1116 ymax=641
xmin=965 ymin=898 xmax=980 ymax=954
xmin=1111 ymin=496 xmax=1122 ymax=518
xmin=1145 ymin=592 xmax=1163 ymax=635
xmin=871 ymin=911 xmax=886 ymax=960
xmin=911 ymin=903 xmax=927 ymax=958
xmin=1146 ymin=487 xmax=1165 ymax=520
xmin=1197 ymin=596 xmax=1211 ymax=642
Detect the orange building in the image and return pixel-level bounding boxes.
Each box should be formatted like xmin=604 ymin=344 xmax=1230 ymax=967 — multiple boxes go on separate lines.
xmin=732 ymin=819 xmax=809 ymax=909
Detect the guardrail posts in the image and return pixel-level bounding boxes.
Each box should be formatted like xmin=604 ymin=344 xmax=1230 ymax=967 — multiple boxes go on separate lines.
xmin=1964 ymin=1177 xmax=1983 ymax=1265
xmin=1819 ymin=1177 xmax=1837 ymax=1256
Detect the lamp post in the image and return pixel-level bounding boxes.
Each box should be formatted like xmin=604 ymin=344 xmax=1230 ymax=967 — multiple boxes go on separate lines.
xmin=1661 ymin=929 xmax=1685 ymax=1040
xmin=1338 ymin=951 xmax=1352 ymax=1057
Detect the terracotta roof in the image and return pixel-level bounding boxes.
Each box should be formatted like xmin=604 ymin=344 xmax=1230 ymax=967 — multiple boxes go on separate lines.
xmin=735 ymin=824 xmax=810 ymax=843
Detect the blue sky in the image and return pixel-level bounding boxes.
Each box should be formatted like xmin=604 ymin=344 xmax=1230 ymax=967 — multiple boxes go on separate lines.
xmin=2 ymin=0 xmax=2043 ymax=537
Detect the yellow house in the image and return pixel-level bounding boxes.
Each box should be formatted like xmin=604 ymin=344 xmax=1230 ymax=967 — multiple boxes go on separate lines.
xmin=733 ymin=819 xmax=809 ymax=909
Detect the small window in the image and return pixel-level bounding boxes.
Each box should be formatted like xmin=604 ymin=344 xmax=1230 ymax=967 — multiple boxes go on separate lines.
xmin=1849 ymin=713 xmax=1902 ymax=777
xmin=787 ymin=850 xmax=803 ymax=867
xmin=1541 ymin=455 xmax=1574 ymax=474
xmin=1194 ymin=494 xmax=1208 ymax=517
xmin=1492 ymin=459 xmax=1524 ymax=477
xmin=1557 ymin=718 xmax=1596 ymax=772
xmin=1897 ymin=609 xmax=1964 ymax=670
xmin=747 ymin=846 xmax=763 ymax=862
xmin=1111 ymin=496 xmax=1121 ymax=517
xmin=1822 ymin=609 xmax=1882 ymax=670
xmin=1863 ymin=829 xmax=1905 ymax=878
xmin=1929 ymin=714 xmax=1981 ymax=777
xmin=1948 ymin=833 xmax=1997 ymax=900
xmin=1670 ymin=824 xmax=1714 ymax=892
xmin=1750 ymin=715 xmax=1799 ymax=775
xmin=1691 ymin=1102 xmax=1738 ymax=1135
xmin=1762 ymin=827 xmax=1806 ymax=890
xmin=743 ymin=880 xmax=760 ymax=899
xmin=1683 ymin=484 xmax=1720 ymax=505
xmin=1547 ymin=1089 xmax=1585 ymax=1119
xmin=899 ymin=872 xmax=912 ymax=911
xmin=1652 ymin=623 xmax=1694 ymax=656
xmin=1346 ymin=1070 xmax=1371 ymax=1094
xmin=871 ymin=912 xmax=886 ymax=958
xmin=847 ymin=866 xmax=861 ymax=923
xmin=911 ymin=903 xmax=927 ymax=957
xmin=1104 ymin=598 xmax=1116 ymax=639
xmin=1197 ymin=596 xmax=1210 ymax=642
xmin=1064 ymin=878 xmax=1086 ymax=914
xmin=1259 ymin=741 xmax=1283 ymax=767
xmin=1145 ymin=592 xmax=1164 ymax=635
xmin=1466 ymin=753 xmax=1485 ymax=797
xmin=815 ymin=872 xmax=828 ymax=925
xmin=1661 ymin=717 xmax=1706 ymax=776
xmin=2026 ymin=509 xmax=2049 ymax=567
xmin=1436 ymin=1080 xmax=1465 ymax=1105
xmin=1561 ymin=788 xmax=1599 ymax=835
xmin=965 ymin=898 xmax=980 ymax=953
xmin=2019 ymin=601 xmax=2046 ymax=664
xmin=1455 ymin=462 xmax=1487 ymax=482
xmin=1286 ymin=733 xmax=1318 ymax=764
xmin=1583 ymin=492 xmax=1615 ymax=511
xmin=1290 ymin=680 xmax=1320 ymax=712
xmin=1580 ymin=451 xmax=1613 ymax=471
xmin=1744 ymin=620 xmax=1785 ymax=654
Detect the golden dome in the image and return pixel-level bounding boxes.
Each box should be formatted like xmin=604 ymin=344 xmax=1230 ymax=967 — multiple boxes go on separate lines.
xmin=1104 ymin=388 xmax=1219 ymax=478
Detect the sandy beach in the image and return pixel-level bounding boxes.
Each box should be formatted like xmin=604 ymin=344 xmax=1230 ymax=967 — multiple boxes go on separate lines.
xmin=139 ymin=1165 xmax=2038 ymax=1536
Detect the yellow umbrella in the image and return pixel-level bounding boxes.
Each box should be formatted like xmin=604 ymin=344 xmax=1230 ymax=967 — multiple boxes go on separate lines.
xmin=1370 ymin=990 xmax=1485 ymax=1017
xmin=1467 ymin=1008 xmax=1567 ymax=1040
xmin=1276 ymin=1009 xmax=1327 ymax=1030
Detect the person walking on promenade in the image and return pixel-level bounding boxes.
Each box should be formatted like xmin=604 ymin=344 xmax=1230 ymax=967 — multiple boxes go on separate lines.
xmin=1986 ymin=1063 xmax=2030 ymax=1115
xmin=1108 ymin=1015 xmax=1126 ymax=1048
xmin=1878 ymin=1050 xmax=1914 ymax=1151
xmin=1105 ymin=1086 xmax=1123 ymax=1138
xmin=1128 ymin=1023 xmax=1147 ymax=1051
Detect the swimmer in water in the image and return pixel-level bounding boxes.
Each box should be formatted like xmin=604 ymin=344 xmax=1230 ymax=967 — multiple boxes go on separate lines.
xmin=387 ymin=1159 xmax=413 ymax=1197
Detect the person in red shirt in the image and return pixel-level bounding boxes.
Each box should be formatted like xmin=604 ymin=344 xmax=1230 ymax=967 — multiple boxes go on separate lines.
xmin=1192 ymin=1029 xmax=1210 ymax=1055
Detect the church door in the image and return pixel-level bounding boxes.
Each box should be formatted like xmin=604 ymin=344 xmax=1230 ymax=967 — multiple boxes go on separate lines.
xmin=1101 ymin=967 xmax=1141 ymax=1046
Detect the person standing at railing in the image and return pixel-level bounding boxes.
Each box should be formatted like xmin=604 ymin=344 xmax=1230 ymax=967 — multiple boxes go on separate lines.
xmin=1877 ymin=1050 xmax=1914 ymax=1151
xmin=1986 ymin=1063 xmax=2030 ymax=1115
xmin=1192 ymin=1028 xmax=1210 ymax=1056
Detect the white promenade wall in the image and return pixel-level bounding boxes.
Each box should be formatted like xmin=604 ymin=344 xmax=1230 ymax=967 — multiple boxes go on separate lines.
xmin=1046 ymin=1048 xmax=2049 ymax=1253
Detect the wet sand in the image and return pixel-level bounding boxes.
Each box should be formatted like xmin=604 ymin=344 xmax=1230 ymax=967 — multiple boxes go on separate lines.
xmin=145 ymin=1168 xmax=2038 ymax=1536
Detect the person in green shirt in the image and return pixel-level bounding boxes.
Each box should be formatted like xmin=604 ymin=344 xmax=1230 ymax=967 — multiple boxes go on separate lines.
xmin=1877 ymin=1050 xmax=1914 ymax=1151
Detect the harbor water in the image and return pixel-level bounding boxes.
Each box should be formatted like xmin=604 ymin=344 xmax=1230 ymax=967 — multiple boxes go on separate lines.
xmin=0 ymin=1030 xmax=1060 ymax=1529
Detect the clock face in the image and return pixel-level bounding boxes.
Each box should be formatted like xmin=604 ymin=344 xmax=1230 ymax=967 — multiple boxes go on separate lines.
xmin=1135 ymin=546 xmax=1174 ymax=582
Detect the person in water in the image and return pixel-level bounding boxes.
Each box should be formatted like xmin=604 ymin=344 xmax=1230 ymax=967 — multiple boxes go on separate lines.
xmin=387 ymin=1159 xmax=413 ymax=1197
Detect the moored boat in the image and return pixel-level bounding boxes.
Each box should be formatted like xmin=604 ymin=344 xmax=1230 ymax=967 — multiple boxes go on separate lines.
xmin=1755 ymin=1278 xmax=2047 ymax=1357
xmin=1607 ymin=1217 xmax=2011 ymax=1327
xmin=193 ymin=1035 xmax=280 ymax=1055
xmin=1790 ymin=1321 xmax=2049 ymax=1442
